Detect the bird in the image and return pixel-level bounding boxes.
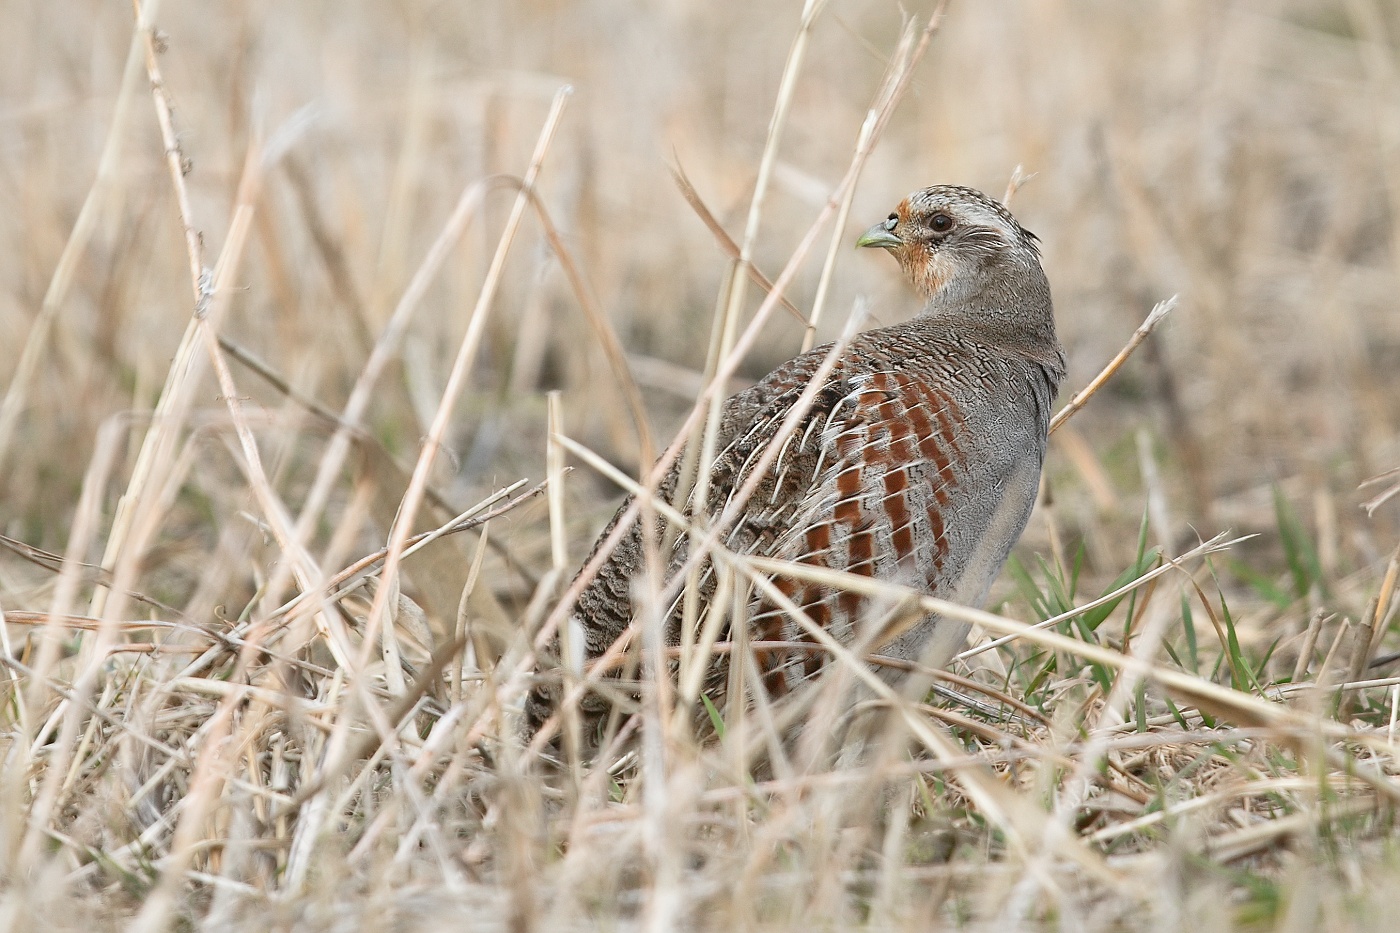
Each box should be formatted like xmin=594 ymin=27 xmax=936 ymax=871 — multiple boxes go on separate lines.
xmin=526 ymin=184 xmax=1064 ymax=742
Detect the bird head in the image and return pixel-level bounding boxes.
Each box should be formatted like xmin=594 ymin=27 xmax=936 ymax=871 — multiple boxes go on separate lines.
xmin=857 ymin=185 xmax=1043 ymax=305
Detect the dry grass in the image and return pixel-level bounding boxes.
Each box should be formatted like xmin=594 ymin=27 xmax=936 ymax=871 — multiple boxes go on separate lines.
xmin=2 ymin=0 xmax=1400 ymax=929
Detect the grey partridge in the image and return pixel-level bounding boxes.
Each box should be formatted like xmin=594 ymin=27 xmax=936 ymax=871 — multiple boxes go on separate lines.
xmin=527 ymin=184 xmax=1064 ymax=735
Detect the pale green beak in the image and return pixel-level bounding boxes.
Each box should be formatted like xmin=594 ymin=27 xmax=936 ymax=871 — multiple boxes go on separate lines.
xmin=856 ymin=223 xmax=902 ymax=251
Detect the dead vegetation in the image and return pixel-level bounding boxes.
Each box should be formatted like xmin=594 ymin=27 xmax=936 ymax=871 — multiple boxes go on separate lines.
xmin=1 ymin=0 xmax=1399 ymax=929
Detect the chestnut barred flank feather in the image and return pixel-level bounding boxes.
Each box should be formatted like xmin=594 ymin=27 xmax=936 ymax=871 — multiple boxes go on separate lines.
xmin=527 ymin=185 xmax=1064 ymax=737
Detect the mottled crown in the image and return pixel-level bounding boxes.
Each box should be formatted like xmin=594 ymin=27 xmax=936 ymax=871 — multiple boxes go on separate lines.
xmin=902 ymin=184 xmax=1040 ymax=255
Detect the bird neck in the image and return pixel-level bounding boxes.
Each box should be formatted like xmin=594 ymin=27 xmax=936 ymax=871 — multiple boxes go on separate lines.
xmin=920 ymin=265 xmax=1061 ymax=363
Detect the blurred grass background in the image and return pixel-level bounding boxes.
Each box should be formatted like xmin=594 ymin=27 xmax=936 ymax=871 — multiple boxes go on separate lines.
xmin=4 ymin=0 xmax=1397 ymax=595
xmin=2 ymin=0 xmax=1400 ymax=929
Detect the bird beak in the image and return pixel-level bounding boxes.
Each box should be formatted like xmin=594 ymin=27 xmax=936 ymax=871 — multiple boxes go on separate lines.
xmin=856 ymin=223 xmax=902 ymax=251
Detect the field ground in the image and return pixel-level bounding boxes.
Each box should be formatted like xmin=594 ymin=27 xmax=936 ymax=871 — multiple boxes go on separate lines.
xmin=2 ymin=0 xmax=1400 ymax=929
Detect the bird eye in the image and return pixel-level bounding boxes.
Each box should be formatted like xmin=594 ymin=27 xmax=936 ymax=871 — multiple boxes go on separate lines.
xmin=929 ymin=212 xmax=953 ymax=233
xmin=883 ymin=213 xmax=898 ymax=231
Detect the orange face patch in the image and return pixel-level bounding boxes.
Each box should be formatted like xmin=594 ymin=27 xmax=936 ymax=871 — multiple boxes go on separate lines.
xmin=891 ymin=199 xmax=951 ymax=299
xmin=894 ymin=197 xmax=914 ymax=225
xmin=901 ymin=245 xmax=948 ymax=298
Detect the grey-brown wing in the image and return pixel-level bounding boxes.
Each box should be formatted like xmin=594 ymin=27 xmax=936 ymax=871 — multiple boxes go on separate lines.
xmin=565 ymin=346 xmax=840 ymax=659
xmin=706 ymin=361 xmax=977 ymax=693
